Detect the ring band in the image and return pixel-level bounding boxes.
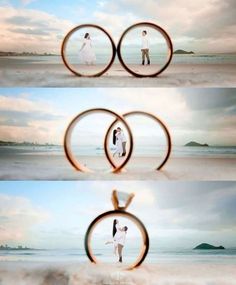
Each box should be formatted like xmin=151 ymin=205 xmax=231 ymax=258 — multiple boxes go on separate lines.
xmin=117 ymin=22 xmax=173 ymax=77
xmin=61 ymin=24 xmax=116 ymax=77
xmin=104 ymin=111 xmax=172 ymax=170
xmin=64 ymin=108 xmax=133 ymax=173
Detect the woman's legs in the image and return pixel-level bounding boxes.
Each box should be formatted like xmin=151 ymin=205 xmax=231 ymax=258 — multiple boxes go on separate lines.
xmin=118 ymin=243 xmax=124 ymax=262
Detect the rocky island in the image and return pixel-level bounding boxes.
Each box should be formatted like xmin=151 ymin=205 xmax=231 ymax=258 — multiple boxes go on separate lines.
xmin=174 ymin=49 xmax=195 ymax=54
xmin=185 ymin=141 xmax=209 ymax=147
xmin=193 ymin=243 xmax=225 ymax=250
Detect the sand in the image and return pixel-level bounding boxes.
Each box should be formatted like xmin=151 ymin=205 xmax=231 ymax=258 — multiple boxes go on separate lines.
xmin=0 ymin=261 xmax=235 ymax=285
xmin=1 ymin=57 xmax=236 ymax=87
xmin=0 ymin=153 xmax=235 ymax=180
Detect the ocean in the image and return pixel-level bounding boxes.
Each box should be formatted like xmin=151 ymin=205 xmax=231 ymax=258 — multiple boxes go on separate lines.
xmin=3 ymin=53 xmax=236 ymax=65
xmin=0 ymin=145 xmax=236 ymax=158
xmin=1 ymin=248 xmax=236 ymax=265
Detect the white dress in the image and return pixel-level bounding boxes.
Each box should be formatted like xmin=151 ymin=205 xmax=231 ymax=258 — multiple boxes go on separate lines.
xmin=80 ymin=38 xmax=96 ymax=64
xmin=114 ymin=132 xmax=123 ymax=156
xmin=114 ymin=224 xmax=126 ymax=246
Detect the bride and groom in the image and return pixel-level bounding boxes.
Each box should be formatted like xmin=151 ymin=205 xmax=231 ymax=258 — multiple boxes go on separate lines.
xmin=79 ymin=30 xmax=150 ymax=66
xmin=105 ymin=219 xmax=128 ymax=263
xmin=113 ymin=127 xmax=127 ymax=157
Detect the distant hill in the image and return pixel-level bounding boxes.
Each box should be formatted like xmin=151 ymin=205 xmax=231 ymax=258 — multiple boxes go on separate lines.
xmin=185 ymin=141 xmax=209 ymax=147
xmin=0 ymin=245 xmax=34 ymax=250
xmin=174 ymin=49 xmax=195 ymax=54
xmin=193 ymin=243 xmax=225 ymax=250
xmin=0 ymin=51 xmax=56 ymax=56
xmin=0 ymin=140 xmax=58 ymax=147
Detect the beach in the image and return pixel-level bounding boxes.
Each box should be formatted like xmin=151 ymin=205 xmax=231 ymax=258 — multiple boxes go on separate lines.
xmin=1 ymin=56 xmax=236 ymax=87
xmin=0 ymin=146 xmax=235 ymax=180
xmin=0 ymin=261 xmax=235 ymax=285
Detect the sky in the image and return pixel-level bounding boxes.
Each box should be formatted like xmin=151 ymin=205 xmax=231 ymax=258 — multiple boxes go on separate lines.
xmin=0 ymin=0 xmax=236 ymax=53
xmin=0 ymin=181 xmax=235 ymax=249
xmin=0 ymin=88 xmax=236 ymax=146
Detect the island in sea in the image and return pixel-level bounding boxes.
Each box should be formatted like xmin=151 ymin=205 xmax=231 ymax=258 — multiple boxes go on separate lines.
xmin=185 ymin=141 xmax=209 ymax=147
xmin=193 ymin=243 xmax=225 ymax=250
xmin=174 ymin=49 xmax=195 ymax=55
xmin=0 ymin=245 xmax=34 ymax=250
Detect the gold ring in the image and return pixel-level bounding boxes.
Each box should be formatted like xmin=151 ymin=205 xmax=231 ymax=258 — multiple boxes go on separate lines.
xmin=61 ymin=24 xmax=116 ymax=77
xmin=85 ymin=190 xmax=149 ymax=270
xmin=105 ymin=111 xmax=172 ymax=170
xmin=64 ymin=108 xmax=133 ymax=173
xmin=117 ymin=22 xmax=173 ymax=77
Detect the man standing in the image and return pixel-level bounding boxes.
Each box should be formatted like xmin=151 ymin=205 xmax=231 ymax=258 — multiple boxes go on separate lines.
xmin=141 ymin=30 xmax=150 ymax=65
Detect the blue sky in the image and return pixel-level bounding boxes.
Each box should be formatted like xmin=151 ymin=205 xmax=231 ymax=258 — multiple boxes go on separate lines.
xmin=0 ymin=181 xmax=236 ymax=249
xmin=0 ymin=0 xmax=236 ymax=53
xmin=0 ymin=88 xmax=236 ymax=146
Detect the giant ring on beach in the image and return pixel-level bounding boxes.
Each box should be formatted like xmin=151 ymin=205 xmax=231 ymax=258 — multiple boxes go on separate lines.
xmin=117 ymin=22 xmax=173 ymax=77
xmin=64 ymin=108 xmax=171 ymax=173
xmin=61 ymin=24 xmax=116 ymax=77
xmin=64 ymin=108 xmax=133 ymax=173
xmin=85 ymin=190 xmax=149 ymax=270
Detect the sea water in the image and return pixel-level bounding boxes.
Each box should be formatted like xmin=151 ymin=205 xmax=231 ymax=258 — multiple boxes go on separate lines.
xmin=1 ymin=248 xmax=236 ymax=265
xmin=0 ymin=145 xmax=236 ymax=158
xmin=2 ymin=53 xmax=236 ymax=65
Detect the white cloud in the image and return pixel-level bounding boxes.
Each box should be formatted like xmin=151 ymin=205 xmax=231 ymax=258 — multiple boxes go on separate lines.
xmin=0 ymin=194 xmax=49 ymax=244
xmin=0 ymin=6 xmax=73 ymax=53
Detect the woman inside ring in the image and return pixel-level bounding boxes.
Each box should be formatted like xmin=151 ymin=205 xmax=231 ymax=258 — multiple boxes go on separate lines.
xmin=79 ymin=33 xmax=96 ymax=65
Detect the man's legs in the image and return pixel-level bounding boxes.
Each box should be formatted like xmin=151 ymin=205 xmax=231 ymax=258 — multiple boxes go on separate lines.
xmin=141 ymin=49 xmax=145 ymax=65
xmin=145 ymin=49 xmax=150 ymax=64
xmin=122 ymin=142 xmax=126 ymax=156
xmin=118 ymin=244 xmax=123 ymax=262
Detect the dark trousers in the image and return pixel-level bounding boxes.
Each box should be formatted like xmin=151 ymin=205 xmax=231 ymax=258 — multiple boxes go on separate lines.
xmin=141 ymin=49 xmax=150 ymax=62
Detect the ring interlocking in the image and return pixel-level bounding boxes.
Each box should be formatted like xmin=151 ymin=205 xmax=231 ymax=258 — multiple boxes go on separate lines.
xmin=64 ymin=108 xmax=172 ymax=173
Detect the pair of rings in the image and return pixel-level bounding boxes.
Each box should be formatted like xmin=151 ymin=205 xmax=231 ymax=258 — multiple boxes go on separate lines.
xmin=64 ymin=108 xmax=172 ymax=173
xmin=61 ymin=22 xmax=173 ymax=77
xmin=85 ymin=190 xmax=149 ymax=270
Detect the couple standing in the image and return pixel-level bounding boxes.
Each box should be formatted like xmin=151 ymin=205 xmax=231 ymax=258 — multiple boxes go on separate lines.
xmin=106 ymin=219 xmax=128 ymax=263
xmin=113 ymin=127 xmax=127 ymax=157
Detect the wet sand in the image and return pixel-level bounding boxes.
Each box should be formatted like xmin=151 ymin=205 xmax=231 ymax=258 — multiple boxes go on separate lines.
xmin=0 ymin=153 xmax=235 ymax=180
xmin=1 ymin=57 xmax=236 ymax=87
xmin=0 ymin=261 xmax=235 ymax=285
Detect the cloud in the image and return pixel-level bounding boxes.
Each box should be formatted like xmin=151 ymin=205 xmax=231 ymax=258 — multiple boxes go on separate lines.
xmin=97 ymin=0 xmax=236 ymax=52
xmin=0 ymin=1 xmax=236 ymax=52
xmin=0 ymin=194 xmax=48 ymax=244
xmin=0 ymin=6 xmax=73 ymax=53
xmin=0 ymin=94 xmax=66 ymax=143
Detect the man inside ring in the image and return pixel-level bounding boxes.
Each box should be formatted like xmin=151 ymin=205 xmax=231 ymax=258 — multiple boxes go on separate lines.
xmin=141 ymin=30 xmax=150 ymax=65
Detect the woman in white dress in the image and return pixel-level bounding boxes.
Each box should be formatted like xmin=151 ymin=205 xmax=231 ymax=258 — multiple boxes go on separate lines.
xmin=113 ymin=128 xmax=123 ymax=157
xmin=79 ymin=33 xmax=96 ymax=65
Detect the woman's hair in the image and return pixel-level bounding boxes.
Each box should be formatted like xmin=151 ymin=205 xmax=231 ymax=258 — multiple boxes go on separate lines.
xmin=124 ymin=226 xmax=128 ymax=232
xmin=113 ymin=129 xmax=117 ymax=145
xmin=84 ymin=33 xmax=90 ymax=39
xmin=112 ymin=219 xmax=118 ymax=237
